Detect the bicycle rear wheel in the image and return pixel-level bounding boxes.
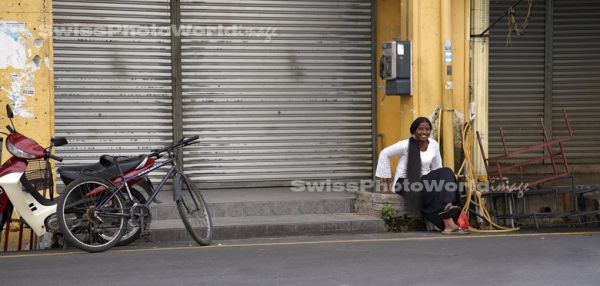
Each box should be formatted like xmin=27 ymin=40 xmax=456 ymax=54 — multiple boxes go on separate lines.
xmin=57 ymin=176 xmax=126 ymax=253
xmin=175 ymin=174 xmax=213 ymax=245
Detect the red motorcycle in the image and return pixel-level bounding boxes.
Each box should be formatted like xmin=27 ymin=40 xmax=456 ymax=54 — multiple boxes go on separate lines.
xmin=0 ymin=104 xmax=155 ymax=247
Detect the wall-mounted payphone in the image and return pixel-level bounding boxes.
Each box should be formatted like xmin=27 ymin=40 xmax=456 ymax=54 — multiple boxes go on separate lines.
xmin=379 ymin=41 xmax=412 ymax=96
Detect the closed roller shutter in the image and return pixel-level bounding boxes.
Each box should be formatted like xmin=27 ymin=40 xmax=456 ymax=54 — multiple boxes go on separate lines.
xmin=180 ymin=0 xmax=373 ymax=188
xmin=489 ymin=0 xmax=546 ymax=161
xmin=552 ymin=0 xmax=600 ymax=163
xmin=52 ymin=0 xmax=173 ymax=184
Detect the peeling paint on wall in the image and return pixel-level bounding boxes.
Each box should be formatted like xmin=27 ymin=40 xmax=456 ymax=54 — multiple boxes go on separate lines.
xmin=0 ymin=0 xmax=55 ymax=166
xmin=34 ymin=38 xmax=43 ymax=49
xmin=0 ymin=22 xmax=29 ymax=69
xmin=0 ymin=21 xmax=38 ymax=118
xmin=6 ymin=72 xmax=33 ymax=117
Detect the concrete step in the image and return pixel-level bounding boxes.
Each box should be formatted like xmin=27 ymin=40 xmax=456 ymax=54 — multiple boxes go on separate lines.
xmin=146 ymin=188 xmax=383 ymax=242
xmin=150 ymin=189 xmax=355 ymax=220
xmin=151 ymin=198 xmax=355 ymax=220
xmin=149 ymin=214 xmax=385 ymax=241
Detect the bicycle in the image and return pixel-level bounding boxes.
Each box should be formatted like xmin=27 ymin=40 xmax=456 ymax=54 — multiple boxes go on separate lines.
xmin=57 ymin=135 xmax=213 ymax=252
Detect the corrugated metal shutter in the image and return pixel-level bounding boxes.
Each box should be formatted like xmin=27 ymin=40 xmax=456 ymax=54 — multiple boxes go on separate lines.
xmin=180 ymin=0 xmax=373 ymax=188
xmin=52 ymin=0 xmax=173 ymax=185
xmin=552 ymin=0 xmax=600 ymax=163
xmin=488 ymin=0 xmax=546 ymax=161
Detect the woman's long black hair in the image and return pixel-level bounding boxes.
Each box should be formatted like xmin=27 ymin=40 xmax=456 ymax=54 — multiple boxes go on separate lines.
xmin=406 ymin=117 xmax=433 ymax=183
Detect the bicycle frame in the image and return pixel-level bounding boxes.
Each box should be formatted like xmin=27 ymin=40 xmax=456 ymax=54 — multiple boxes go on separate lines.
xmin=57 ymin=135 xmax=207 ymax=253
xmin=92 ymin=151 xmax=184 ymax=219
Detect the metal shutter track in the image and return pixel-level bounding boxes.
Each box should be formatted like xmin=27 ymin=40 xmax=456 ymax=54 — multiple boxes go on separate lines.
xmin=53 ymin=0 xmax=173 ymax=184
xmin=552 ymin=0 xmax=600 ymax=163
xmin=180 ymin=0 xmax=373 ymax=187
xmin=489 ymin=0 xmax=546 ymax=161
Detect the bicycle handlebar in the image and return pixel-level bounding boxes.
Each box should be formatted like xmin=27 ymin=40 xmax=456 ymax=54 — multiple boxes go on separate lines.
xmin=180 ymin=135 xmax=200 ymax=146
xmin=46 ymin=152 xmax=64 ymax=162
xmin=149 ymin=135 xmax=200 ymax=157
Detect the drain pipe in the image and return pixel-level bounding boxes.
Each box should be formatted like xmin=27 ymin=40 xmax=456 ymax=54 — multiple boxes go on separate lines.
xmin=441 ymin=0 xmax=455 ymax=170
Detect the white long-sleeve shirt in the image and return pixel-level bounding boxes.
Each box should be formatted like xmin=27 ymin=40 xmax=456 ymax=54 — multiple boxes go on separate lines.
xmin=375 ymin=138 xmax=443 ymax=186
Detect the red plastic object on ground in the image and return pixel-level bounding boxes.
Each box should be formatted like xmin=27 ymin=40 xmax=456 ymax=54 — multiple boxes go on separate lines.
xmin=457 ymin=210 xmax=470 ymax=229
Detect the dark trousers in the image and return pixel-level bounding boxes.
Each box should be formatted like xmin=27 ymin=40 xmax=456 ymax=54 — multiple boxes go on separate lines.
xmin=395 ymin=167 xmax=461 ymax=230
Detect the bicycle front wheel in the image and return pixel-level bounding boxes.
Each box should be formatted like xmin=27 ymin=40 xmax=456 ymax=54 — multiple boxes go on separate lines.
xmin=57 ymin=176 xmax=126 ymax=253
xmin=175 ymin=175 xmax=213 ymax=245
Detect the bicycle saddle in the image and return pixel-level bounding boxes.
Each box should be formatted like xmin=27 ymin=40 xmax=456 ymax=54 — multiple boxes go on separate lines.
xmin=58 ymin=155 xmax=146 ymax=186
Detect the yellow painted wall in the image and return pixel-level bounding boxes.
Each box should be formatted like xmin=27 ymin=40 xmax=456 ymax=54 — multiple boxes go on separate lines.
xmin=375 ymin=0 xmax=404 ymax=171
xmin=1 ymin=0 xmax=470 ymax=173
xmin=0 ymin=0 xmax=55 ymax=161
xmin=376 ymin=0 xmax=470 ymax=170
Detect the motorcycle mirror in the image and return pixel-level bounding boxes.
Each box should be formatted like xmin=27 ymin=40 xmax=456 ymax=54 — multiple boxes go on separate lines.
xmin=52 ymin=137 xmax=68 ymax=147
xmin=6 ymin=104 xmax=13 ymax=119
xmin=5 ymin=104 xmax=16 ymax=133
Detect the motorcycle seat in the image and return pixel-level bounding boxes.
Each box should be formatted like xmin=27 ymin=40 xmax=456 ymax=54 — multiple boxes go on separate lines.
xmin=58 ymin=155 xmax=146 ymax=186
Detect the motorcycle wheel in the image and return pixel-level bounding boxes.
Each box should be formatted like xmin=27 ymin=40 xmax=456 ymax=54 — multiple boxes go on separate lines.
xmin=0 ymin=204 xmax=13 ymax=235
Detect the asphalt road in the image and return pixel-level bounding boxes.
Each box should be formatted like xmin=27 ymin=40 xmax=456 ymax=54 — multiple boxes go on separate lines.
xmin=1 ymin=231 xmax=599 ymax=286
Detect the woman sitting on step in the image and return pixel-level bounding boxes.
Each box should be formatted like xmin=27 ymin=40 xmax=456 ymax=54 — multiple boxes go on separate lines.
xmin=375 ymin=117 xmax=467 ymax=234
